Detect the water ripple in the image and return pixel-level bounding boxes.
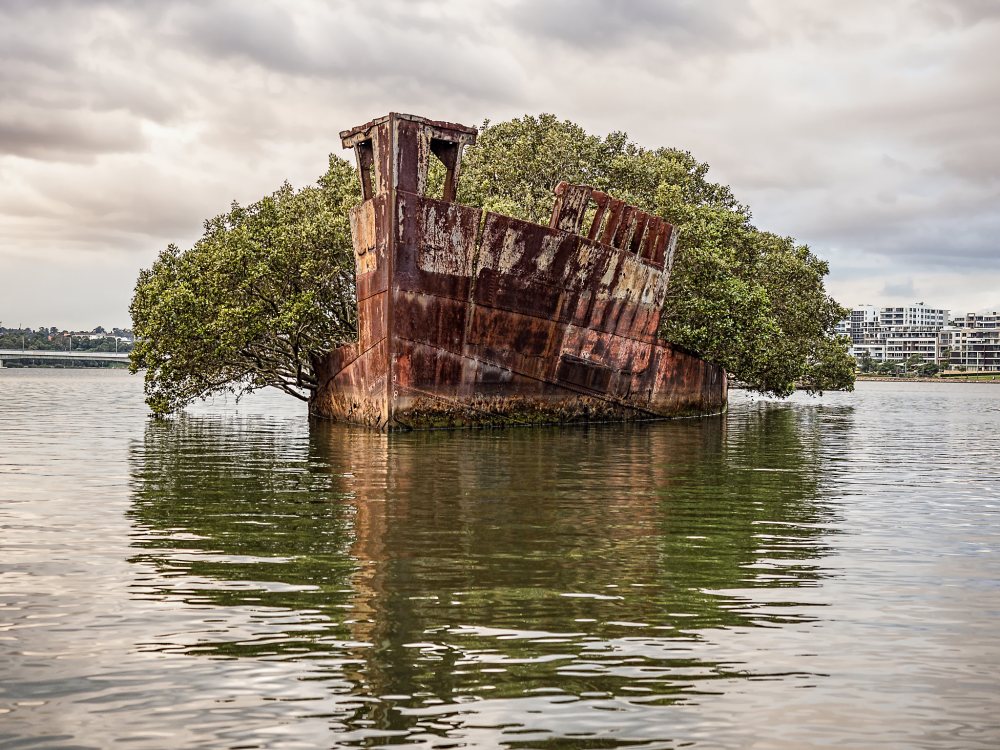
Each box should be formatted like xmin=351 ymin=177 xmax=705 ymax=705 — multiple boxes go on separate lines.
xmin=2 ymin=371 xmax=999 ymax=748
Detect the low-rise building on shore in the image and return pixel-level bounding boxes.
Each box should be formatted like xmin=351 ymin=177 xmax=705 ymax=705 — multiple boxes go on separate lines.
xmin=938 ymin=308 xmax=1000 ymax=372
xmin=840 ymin=303 xmax=949 ymax=366
xmin=839 ymin=303 xmax=1000 ymax=372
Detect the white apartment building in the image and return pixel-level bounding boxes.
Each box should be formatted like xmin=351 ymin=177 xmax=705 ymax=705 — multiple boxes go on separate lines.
xmin=852 ymin=342 xmax=887 ymax=362
xmin=844 ymin=302 xmax=1000 ymax=371
xmin=844 ymin=302 xmax=950 ymax=365
xmin=847 ymin=304 xmax=879 ymax=344
xmin=879 ymin=328 xmax=941 ymax=362
xmin=938 ymin=308 xmax=1000 ymax=372
xmin=879 ymin=303 xmax=950 ymax=328
xmin=951 ymin=309 xmax=1000 ymax=329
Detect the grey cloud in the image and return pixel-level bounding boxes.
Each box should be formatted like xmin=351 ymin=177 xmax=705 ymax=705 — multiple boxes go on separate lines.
xmin=0 ymin=109 xmax=147 ymax=161
xmin=0 ymin=27 xmax=67 ymax=68
xmin=800 ymin=213 xmax=1000 ymax=272
xmin=504 ymin=0 xmax=760 ymax=51
xmin=914 ymin=0 xmax=1000 ymax=27
xmin=167 ymin=0 xmax=524 ymax=104
xmin=771 ymin=181 xmax=1000 ymax=270
xmin=939 ymin=142 xmax=1000 ymax=186
xmin=882 ymin=279 xmax=917 ymax=297
xmin=2 ymin=158 xmax=241 ymax=248
xmin=168 ymin=1 xmax=306 ymax=76
xmin=0 ymin=1 xmax=181 ymax=141
xmin=1 ymin=0 xmax=998 ymax=324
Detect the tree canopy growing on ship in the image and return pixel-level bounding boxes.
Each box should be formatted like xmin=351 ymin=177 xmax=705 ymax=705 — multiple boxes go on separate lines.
xmin=129 ymin=159 xmax=360 ymax=415
xmin=130 ymin=114 xmax=854 ymax=415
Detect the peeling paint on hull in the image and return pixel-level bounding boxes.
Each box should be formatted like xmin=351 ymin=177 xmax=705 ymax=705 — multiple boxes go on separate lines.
xmin=310 ymin=113 xmax=727 ymax=430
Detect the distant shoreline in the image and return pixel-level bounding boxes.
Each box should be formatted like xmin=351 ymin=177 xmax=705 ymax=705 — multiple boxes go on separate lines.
xmin=0 ymin=361 xmax=129 ymax=370
xmin=854 ymin=375 xmax=1000 ymax=384
xmin=729 ymin=375 xmax=1000 ymax=390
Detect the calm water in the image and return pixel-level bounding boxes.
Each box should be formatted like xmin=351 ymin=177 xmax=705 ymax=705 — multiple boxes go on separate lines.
xmin=1 ymin=370 xmax=998 ymax=749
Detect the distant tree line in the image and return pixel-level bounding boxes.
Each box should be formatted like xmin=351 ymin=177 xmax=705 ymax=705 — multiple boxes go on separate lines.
xmin=856 ymin=350 xmax=944 ymax=377
xmin=0 ymin=325 xmax=134 ymax=353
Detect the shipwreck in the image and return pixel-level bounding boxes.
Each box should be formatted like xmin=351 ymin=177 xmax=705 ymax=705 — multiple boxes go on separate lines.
xmin=310 ymin=113 xmax=727 ymax=430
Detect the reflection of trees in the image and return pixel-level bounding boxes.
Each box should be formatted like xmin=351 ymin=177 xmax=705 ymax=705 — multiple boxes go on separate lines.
xmin=129 ymin=402 xmax=846 ymax=739
xmin=128 ymin=416 xmax=360 ymax=656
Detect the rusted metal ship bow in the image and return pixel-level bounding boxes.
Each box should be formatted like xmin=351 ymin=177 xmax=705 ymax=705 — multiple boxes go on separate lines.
xmin=310 ymin=113 xmax=726 ymax=430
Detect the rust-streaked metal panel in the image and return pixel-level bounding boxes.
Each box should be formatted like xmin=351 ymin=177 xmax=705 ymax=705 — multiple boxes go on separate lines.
xmin=394 ymin=291 xmax=468 ymax=355
xmin=395 ymin=192 xmax=480 ymax=301
xmin=474 ymin=212 xmax=581 ymax=323
xmin=351 ymin=194 xmax=391 ymax=303
xmin=313 ymin=337 xmax=390 ymax=429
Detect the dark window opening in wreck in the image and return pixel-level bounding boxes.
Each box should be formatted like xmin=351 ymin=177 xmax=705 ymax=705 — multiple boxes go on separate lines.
xmin=570 ymin=196 xmax=610 ymax=241
xmin=581 ymin=198 xmax=601 ymax=238
xmin=426 ymin=138 xmax=460 ymax=202
xmin=356 ymin=139 xmax=375 ymax=201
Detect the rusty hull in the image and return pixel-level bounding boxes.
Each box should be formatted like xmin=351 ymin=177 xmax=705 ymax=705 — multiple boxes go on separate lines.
xmin=310 ymin=113 xmax=726 ymax=430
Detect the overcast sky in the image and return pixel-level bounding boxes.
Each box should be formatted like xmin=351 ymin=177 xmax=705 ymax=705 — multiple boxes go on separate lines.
xmin=2 ymin=0 xmax=998 ymax=329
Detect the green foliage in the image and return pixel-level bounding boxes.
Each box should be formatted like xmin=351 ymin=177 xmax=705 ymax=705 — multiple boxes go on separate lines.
xmin=133 ymin=114 xmax=853 ymax=415
xmin=917 ymin=362 xmax=940 ymax=377
xmin=858 ymin=350 xmax=875 ymax=374
xmin=458 ymin=115 xmax=854 ymax=397
xmin=130 ymin=156 xmax=360 ymax=415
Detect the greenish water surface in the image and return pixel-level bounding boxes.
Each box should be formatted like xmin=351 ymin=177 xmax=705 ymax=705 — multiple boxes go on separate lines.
xmin=1 ymin=370 xmax=998 ymax=748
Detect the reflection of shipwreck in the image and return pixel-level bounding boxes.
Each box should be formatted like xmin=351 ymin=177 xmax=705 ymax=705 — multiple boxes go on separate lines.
xmin=311 ymin=113 xmax=726 ymax=430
